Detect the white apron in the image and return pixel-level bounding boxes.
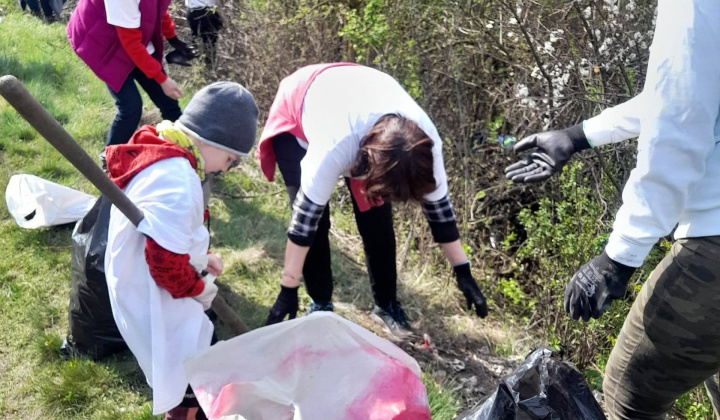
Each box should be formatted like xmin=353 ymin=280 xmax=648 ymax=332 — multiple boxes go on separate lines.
xmin=105 ymin=157 xmax=213 ymax=414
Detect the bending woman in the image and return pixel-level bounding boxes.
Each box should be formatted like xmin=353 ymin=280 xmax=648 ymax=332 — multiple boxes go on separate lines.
xmin=259 ymin=63 xmax=488 ymax=337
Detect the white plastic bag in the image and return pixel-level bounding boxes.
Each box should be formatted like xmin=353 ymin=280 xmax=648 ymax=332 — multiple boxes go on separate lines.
xmin=5 ymin=174 xmax=97 ymax=229
xmin=185 ymin=312 xmax=431 ymax=420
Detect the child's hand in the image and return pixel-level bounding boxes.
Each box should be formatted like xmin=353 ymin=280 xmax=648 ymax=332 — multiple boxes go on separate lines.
xmin=206 ymin=254 xmax=224 ymax=277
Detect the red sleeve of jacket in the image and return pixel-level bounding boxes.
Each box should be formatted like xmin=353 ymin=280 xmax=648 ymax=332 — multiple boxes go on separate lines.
xmin=162 ymin=11 xmax=177 ymax=40
xmin=115 ymin=26 xmax=167 ymax=84
xmin=145 ymin=237 xmax=205 ymax=298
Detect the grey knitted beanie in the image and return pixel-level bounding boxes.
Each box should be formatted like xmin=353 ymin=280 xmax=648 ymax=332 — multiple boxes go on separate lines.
xmin=177 ymin=81 xmax=259 ymax=156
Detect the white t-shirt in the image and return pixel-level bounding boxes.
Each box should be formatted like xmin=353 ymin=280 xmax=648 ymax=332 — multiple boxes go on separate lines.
xmin=105 ymin=157 xmax=212 ymax=414
xmin=300 ymin=66 xmax=449 ymax=206
xmin=186 ymin=0 xmax=216 ymax=8
xmin=104 ymin=0 xmax=155 ymax=54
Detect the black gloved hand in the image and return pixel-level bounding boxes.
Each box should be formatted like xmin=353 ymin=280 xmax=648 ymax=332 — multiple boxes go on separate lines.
xmin=265 ymin=285 xmax=299 ymax=325
xmin=168 ymin=37 xmax=198 ymax=60
xmin=453 ymin=263 xmax=488 ymax=318
xmin=504 ymin=124 xmax=590 ymax=183
xmin=564 ymin=251 xmax=636 ymax=321
xmin=165 ymin=50 xmax=193 ymax=67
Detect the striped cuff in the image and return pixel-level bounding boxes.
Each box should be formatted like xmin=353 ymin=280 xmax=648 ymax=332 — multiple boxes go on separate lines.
xmin=423 ymin=195 xmax=459 ymax=243
xmin=422 ymin=195 xmax=456 ymax=223
xmin=287 ymin=190 xmax=326 ymax=247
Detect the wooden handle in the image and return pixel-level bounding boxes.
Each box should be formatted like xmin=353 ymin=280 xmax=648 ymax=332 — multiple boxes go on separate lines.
xmin=0 ymin=75 xmax=145 ymax=226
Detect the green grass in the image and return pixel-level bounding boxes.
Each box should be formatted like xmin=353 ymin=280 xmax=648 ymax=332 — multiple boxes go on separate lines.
xmin=0 ymin=5 xmax=466 ymax=419
xmin=0 ymin=6 xmax=166 ymax=419
xmin=423 ymin=373 xmax=460 ymax=420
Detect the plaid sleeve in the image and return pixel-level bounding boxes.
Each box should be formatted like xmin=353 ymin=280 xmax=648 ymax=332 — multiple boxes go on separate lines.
xmin=423 ymin=195 xmax=460 ymax=243
xmin=287 ymin=190 xmax=327 ymax=247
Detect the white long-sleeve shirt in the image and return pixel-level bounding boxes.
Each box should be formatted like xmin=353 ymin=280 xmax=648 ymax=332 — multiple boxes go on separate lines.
xmin=300 ymin=65 xmax=449 ymax=206
xmin=581 ymin=0 xmax=720 ymax=268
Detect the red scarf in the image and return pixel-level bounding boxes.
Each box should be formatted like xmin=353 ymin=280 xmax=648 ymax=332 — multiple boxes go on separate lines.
xmin=106 ymin=125 xmax=198 ymax=189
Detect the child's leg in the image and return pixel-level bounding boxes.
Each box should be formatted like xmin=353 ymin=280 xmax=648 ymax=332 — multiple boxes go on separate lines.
xmin=187 ymin=8 xmax=202 ymax=41
xmin=164 ymin=386 xmax=208 ymax=420
xmin=195 ymin=8 xmax=223 ymax=66
xmin=106 ymin=72 xmax=143 ymax=146
xmin=199 ymin=9 xmax=223 ymax=49
xmin=273 ymin=133 xmax=334 ymax=305
xmin=23 ymin=0 xmax=41 ymax=15
xmin=38 ymin=0 xmax=53 ymax=17
xmin=134 ymin=68 xmax=182 ymax=123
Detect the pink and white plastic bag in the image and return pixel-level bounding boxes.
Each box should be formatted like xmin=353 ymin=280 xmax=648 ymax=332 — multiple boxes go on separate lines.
xmin=184 ymin=312 xmax=431 ymax=420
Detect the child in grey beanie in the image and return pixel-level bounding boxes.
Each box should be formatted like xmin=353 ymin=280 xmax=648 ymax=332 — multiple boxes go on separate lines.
xmin=102 ymin=81 xmax=258 ymax=419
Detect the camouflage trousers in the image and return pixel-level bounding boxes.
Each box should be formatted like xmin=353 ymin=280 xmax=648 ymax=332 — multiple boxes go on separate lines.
xmin=603 ymin=237 xmax=720 ymax=420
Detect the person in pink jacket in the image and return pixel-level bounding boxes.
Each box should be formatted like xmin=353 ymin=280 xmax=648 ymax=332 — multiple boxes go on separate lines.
xmin=67 ymin=0 xmax=195 ymax=151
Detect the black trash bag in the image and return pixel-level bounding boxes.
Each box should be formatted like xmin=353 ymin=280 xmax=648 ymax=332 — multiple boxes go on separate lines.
xmin=455 ymin=347 xmax=606 ymax=420
xmin=61 ymin=196 xmax=128 ymax=360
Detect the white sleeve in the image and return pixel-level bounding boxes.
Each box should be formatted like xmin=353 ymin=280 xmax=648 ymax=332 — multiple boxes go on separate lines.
xmin=582 ymin=90 xmax=645 ymax=147
xmin=300 ymin=142 xmax=347 ymax=206
xmin=605 ymin=0 xmax=720 ymax=267
xmin=128 ymin=159 xmax=205 ymax=255
xmin=423 ymin=125 xmax=449 ymax=202
xmin=300 ymin=86 xmax=359 ymax=206
xmin=104 ymin=0 xmax=141 ymax=28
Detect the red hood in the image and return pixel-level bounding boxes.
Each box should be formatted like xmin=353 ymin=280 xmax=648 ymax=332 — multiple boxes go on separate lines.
xmin=106 ymin=125 xmax=198 ymax=190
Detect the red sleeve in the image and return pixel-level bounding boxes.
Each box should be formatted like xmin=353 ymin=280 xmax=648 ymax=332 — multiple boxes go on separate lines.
xmin=115 ymin=26 xmax=167 ymax=84
xmin=162 ymin=11 xmax=177 ymax=40
xmin=144 ymin=237 xmax=205 ymax=298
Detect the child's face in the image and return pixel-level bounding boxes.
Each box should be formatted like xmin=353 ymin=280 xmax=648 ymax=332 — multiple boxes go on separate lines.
xmin=200 ymin=144 xmax=241 ymax=174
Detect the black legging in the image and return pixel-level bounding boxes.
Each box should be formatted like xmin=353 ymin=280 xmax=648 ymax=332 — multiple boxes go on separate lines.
xmin=272 ymin=133 xmax=398 ymax=307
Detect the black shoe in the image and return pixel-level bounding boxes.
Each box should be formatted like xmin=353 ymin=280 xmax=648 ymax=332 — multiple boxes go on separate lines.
xmin=372 ymin=301 xmax=413 ymax=339
xmin=305 ymin=300 xmax=334 ymax=315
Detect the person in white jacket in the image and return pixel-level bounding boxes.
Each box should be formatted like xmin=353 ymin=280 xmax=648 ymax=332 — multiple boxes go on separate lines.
xmin=504 ymin=1 xmax=720 ymax=419
xmin=104 ymin=81 xmax=258 ymax=419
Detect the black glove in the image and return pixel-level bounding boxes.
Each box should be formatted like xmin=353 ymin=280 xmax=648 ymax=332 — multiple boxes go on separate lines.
xmin=504 ymin=124 xmax=590 ymax=183
xmin=265 ymin=285 xmax=299 ymax=325
xmin=165 ymin=50 xmax=192 ymax=67
xmin=564 ymin=251 xmax=636 ymax=321
xmin=453 ymin=263 xmax=488 ymax=318
xmin=167 ymin=37 xmax=197 ymax=60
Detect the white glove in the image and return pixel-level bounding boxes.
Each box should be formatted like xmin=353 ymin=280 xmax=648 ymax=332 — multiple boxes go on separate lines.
xmin=193 ymin=273 xmax=218 ymax=311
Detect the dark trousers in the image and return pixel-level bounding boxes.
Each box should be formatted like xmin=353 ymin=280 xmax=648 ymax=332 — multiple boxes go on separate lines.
xmin=187 ymin=7 xmax=223 ymax=64
xmin=272 ymin=133 xmax=398 ymax=307
xmin=106 ymin=67 xmax=182 ymax=146
xmin=603 ymin=237 xmax=720 ymax=420
xmin=24 ymin=0 xmax=53 ymax=17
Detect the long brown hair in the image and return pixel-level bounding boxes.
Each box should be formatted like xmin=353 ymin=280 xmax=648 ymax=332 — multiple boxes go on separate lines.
xmin=350 ymin=115 xmax=436 ymax=202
